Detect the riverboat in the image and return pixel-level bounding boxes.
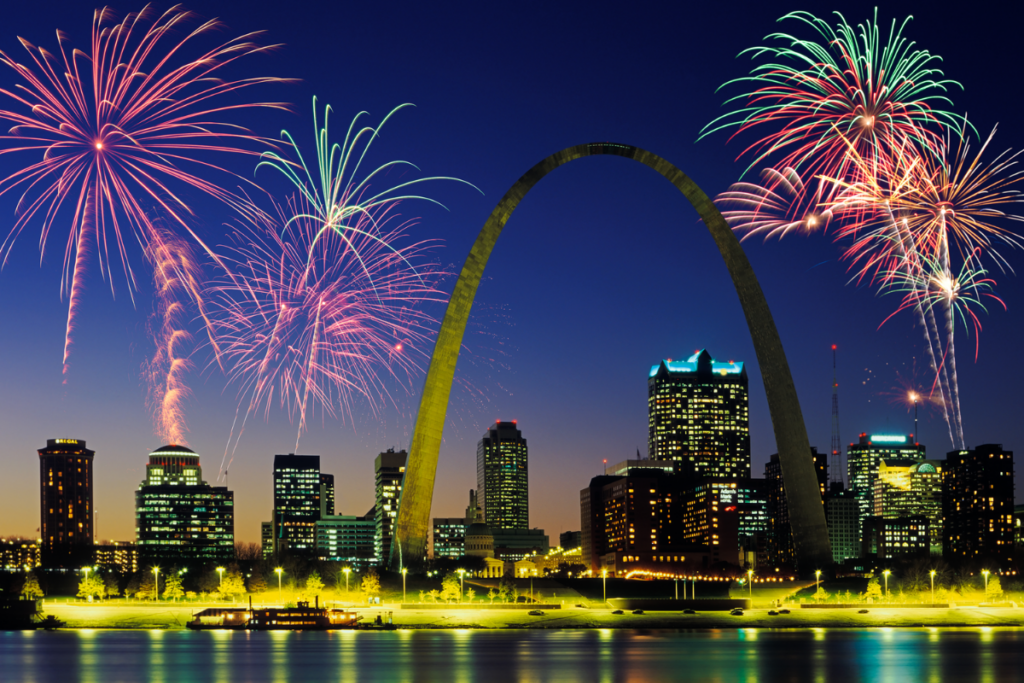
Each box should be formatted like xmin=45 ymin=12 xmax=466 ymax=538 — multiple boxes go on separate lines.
xmin=247 ymin=598 xmax=362 ymax=631
xmin=185 ymin=608 xmax=251 ymax=630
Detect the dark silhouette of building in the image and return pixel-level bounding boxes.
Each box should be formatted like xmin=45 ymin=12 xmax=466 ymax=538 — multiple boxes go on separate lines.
xmin=765 ymin=448 xmax=827 ymax=569
xmin=39 ymin=438 xmax=95 ymax=568
xmin=272 ymin=453 xmax=322 ymax=557
xmin=559 ymin=530 xmax=581 ymax=550
xmin=320 ymin=473 xmax=335 ymax=517
xmin=648 ymin=350 xmax=750 ymax=481
xmin=375 ymin=449 xmax=407 ymax=564
xmin=943 ymin=444 xmax=1015 ymax=568
xmin=135 ymin=445 xmax=234 ymax=563
xmin=477 ymin=421 xmax=529 ymax=532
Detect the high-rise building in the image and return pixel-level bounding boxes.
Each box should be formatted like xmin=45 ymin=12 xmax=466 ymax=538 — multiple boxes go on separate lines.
xmin=316 ymin=508 xmax=376 ymax=570
xmin=260 ymin=521 xmax=274 ymax=560
xmin=431 ymin=490 xmax=485 ymax=560
xmin=847 ymin=433 xmax=926 ymax=543
xmin=648 ymin=350 xmax=750 ymax=480
xmin=375 ymin=449 xmax=407 ymax=564
xmin=559 ymin=530 xmax=582 ymax=550
xmin=680 ymin=479 xmax=740 ymax=562
xmin=825 ymin=484 xmax=860 ymax=564
xmin=943 ymin=444 xmax=1015 ymax=568
xmin=38 ymin=438 xmax=95 ymax=568
xmin=765 ymin=448 xmax=827 ymax=569
xmin=862 ymin=515 xmax=930 ymax=561
xmin=135 ymin=445 xmax=234 ymax=563
xmin=320 ymin=473 xmax=336 ymax=517
xmin=736 ymin=478 xmax=768 ymax=567
xmin=874 ymin=458 xmax=943 ymax=553
xmin=272 ymin=454 xmax=322 ymax=557
xmin=477 ymin=421 xmax=529 ymax=532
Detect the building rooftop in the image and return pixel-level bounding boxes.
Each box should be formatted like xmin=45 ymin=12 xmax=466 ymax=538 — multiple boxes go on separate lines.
xmin=649 ymin=349 xmax=744 ymax=378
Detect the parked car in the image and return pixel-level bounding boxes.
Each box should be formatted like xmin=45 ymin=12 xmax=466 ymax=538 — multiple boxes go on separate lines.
xmin=730 ymin=608 xmax=744 ymax=616
xmin=528 ymin=610 xmax=544 ymax=616
xmin=858 ymin=609 xmax=869 ymax=614
xmin=632 ymin=609 xmax=645 ymax=615
xmin=767 ymin=610 xmax=779 ymax=616
xmin=683 ymin=609 xmax=696 ymax=615
xmin=611 ymin=610 xmax=624 ymax=615
xmin=778 ymin=609 xmax=790 ymax=614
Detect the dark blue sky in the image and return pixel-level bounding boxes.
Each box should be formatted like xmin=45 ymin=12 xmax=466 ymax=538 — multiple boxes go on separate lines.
xmin=1 ymin=0 xmax=1022 ymax=543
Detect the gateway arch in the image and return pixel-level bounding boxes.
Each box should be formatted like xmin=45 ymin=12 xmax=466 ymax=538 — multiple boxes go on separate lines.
xmin=391 ymin=143 xmax=832 ymax=573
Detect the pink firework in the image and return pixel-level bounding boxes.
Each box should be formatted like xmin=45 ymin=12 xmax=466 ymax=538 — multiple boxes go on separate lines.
xmin=0 ymin=5 xmax=291 ymax=380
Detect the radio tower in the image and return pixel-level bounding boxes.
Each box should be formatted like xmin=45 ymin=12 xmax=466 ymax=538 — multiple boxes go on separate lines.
xmin=830 ymin=344 xmax=844 ymax=487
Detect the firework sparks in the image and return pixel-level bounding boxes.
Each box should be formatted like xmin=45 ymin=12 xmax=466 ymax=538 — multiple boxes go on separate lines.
xmin=208 ymin=101 xmax=474 ymax=459
xmin=0 ymin=6 xmax=291 ymax=380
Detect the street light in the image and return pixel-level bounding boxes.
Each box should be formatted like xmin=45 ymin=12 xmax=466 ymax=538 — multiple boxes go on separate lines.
xmin=748 ymin=569 xmax=754 ymax=601
xmin=602 ymin=569 xmax=607 ymax=604
xmin=343 ymin=567 xmax=351 ymax=594
xmin=275 ymin=567 xmax=283 ymax=604
xmin=152 ymin=567 xmax=160 ymax=602
xmin=815 ymin=569 xmax=821 ymax=597
xmin=883 ymin=570 xmax=891 ymax=600
xmin=457 ymin=568 xmax=465 ymax=603
xmin=675 ymin=577 xmax=679 ymax=600
xmin=401 ymin=568 xmax=408 ymax=603
xmin=930 ymin=569 xmax=936 ymax=603
xmin=982 ymin=569 xmax=990 ymax=595
xmin=217 ymin=566 xmax=225 ymax=590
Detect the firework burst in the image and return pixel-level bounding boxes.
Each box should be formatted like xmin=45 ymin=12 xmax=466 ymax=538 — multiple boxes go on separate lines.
xmin=0 ymin=5 xmax=291 ymax=380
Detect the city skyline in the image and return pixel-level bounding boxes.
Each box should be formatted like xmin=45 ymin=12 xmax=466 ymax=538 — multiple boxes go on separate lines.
xmin=1 ymin=0 xmax=1023 ymax=546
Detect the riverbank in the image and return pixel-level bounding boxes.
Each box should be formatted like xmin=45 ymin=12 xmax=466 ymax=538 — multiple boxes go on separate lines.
xmin=38 ymin=602 xmax=1024 ymax=630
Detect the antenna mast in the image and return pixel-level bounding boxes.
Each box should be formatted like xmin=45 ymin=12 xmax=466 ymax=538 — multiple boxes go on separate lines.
xmin=830 ymin=344 xmax=844 ymax=487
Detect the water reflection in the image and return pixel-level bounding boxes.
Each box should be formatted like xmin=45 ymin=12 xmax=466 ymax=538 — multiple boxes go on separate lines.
xmin=0 ymin=627 xmax=1021 ymax=682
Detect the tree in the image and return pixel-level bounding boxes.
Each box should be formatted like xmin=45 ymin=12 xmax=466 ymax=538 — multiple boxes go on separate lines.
xmin=221 ymin=570 xmax=246 ymax=600
xmin=247 ymin=573 xmax=268 ymax=594
xmin=441 ymin=573 xmax=461 ymax=603
xmin=198 ymin=569 xmax=220 ymax=594
xmin=814 ymin=588 xmax=830 ymax=602
xmin=305 ymin=571 xmax=325 ymax=597
xmin=103 ymin=573 xmax=122 ymax=598
xmin=77 ymin=575 xmax=105 ymax=600
xmin=487 ymin=588 xmax=497 ymax=604
xmin=21 ymin=572 xmax=44 ymax=600
xmin=163 ymin=573 xmax=184 ymax=601
xmin=235 ymin=542 xmax=262 ymax=562
xmin=865 ymin=578 xmax=882 ymax=601
xmin=427 ymin=589 xmax=440 ymax=603
xmin=418 ymin=590 xmax=425 ymax=603
xmin=465 ymin=588 xmax=476 ymax=604
xmin=986 ymin=575 xmax=1004 ymax=601
xmin=361 ymin=569 xmax=381 ymax=601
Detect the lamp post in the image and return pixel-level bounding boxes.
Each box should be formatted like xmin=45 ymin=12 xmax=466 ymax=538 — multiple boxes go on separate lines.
xmin=815 ymin=569 xmax=821 ymax=598
xmin=748 ymin=569 xmax=754 ymax=601
xmin=217 ymin=566 xmax=225 ymax=591
xmin=457 ymin=568 xmax=465 ymax=603
xmin=152 ymin=567 xmax=160 ymax=602
xmin=982 ymin=569 xmax=990 ymax=595
xmin=530 ymin=570 xmax=535 ymax=604
xmin=675 ymin=577 xmax=679 ymax=600
xmin=602 ymin=569 xmax=607 ymax=604
xmin=930 ymin=570 xmax=936 ymax=603
xmin=343 ymin=567 xmax=351 ymax=594
xmin=883 ymin=570 xmax=891 ymax=600
xmin=275 ymin=567 xmax=283 ymax=604
xmin=402 ymin=568 xmax=408 ymax=603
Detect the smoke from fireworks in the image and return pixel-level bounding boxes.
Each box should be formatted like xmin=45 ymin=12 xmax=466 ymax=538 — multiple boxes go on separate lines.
xmin=0 ymin=6 xmax=290 ymax=384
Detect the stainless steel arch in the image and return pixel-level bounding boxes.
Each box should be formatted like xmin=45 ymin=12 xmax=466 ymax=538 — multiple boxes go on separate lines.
xmin=391 ymin=143 xmax=832 ymax=572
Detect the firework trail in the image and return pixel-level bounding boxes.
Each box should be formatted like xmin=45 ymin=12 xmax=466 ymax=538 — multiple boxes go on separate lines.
xmin=0 ymin=6 xmax=291 ymax=380
xmin=706 ymin=10 xmax=1024 ymax=448
xmin=208 ymin=100 xmax=474 ymax=466
xmin=143 ymin=222 xmax=206 ymax=445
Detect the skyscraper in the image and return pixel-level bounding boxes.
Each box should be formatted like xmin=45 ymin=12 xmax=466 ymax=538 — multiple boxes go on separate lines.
xmin=874 ymin=458 xmax=943 ymax=553
xmin=135 ymin=445 xmax=234 ymax=563
xmin=846 ymin=433 xmax=926 ymax=542
xmin=648 ymin=350 xmax=750 ymax=480
xmin=320 ymin=473 xmax=336 ymax=517
xmin=375 ymin=449 xmax=407 ymax=565
xmin=477 ymin=421 xmax=529 ymax=532
xmin=943 ymin=444 xmax=1015 ymax=568
xmin=38 ymin=438 xmax=94 ymax=568
xmin=272 ymin=454 xmax=322 ymax=557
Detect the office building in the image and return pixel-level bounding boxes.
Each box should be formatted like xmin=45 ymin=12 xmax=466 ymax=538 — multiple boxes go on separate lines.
xmin=316 ymin=510 xmax=376 ymax=570
xmin=321 ymin=473 xmax=335 ymax=517
xmin=433 ymin=518 xmax=468 ymax=559
xmin=862 ymin=515 xmax=930 ymax=561
xmin=736 ymin=478 xmax=768 ymax=567
xmin=559 ymin=530 xmax=582 ymax=550
xmin=0 ymin=539 xmax=40 ymax=571
xmin=765 ymin=448 xmax=827 ymax=568
xmin=477 ymin=421 xmax=529 ymax=532
xmin=375 ymin=449 xmax=407 ymax=564
xmin=135 ymin=445 xmax=234 ymax=563
xmin=493 ymin=528 xmax=549 ymax=562
xmin=874 ymin=458 xmax=943 ymax=553
xmin=38 ymin=438 xmax=95 ymax=568
xmin=648 ymin=350 xmax=750 ymax=480
xmin=825 ymin=485 xmax=860 ymax=564
xmin=93 ymin=542 xmax=138 ymax=575
xmin=680 ymin=479 xmax=740 ymax=564
xmin=272 ymin=453 xmax=322 ymax=557
xmin=943 ymin=444 xmax=1015 ymax=568
xmin=847 ymin=433 xmax=926 ymax=542
xmin=261 ymin=521 xmax=274 ymax=560
xmin=1015 ymin=504 xmax=1024 ymax=548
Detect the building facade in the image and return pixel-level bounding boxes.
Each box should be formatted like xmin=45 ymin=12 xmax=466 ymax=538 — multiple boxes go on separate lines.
xmin=135 ymin=445 xmax=234 ymax=563
xmin=648 ymin=350 xmax=750 ymax=480
xmin=847 ymin=433 xmax=926 ymax=543
xmin=680 ymin=479 xmax=740 ymax=564
xmin=477 ymin=421 xmax=529 ymax=532
xmin=825 ymin=485 xmax=860 ymax=564
xmin=272 ymin=454 xmax=322 ymax=557
xmin=943 ymin=444 xmax=1015 ymax=568
xmin=375 ymin=449 xmax=407 ymax=564
xmin=320 ymin=473 xmax=335 ymax=517
xmin=39 ymin=438 xmax=95 ymax=568
xmin=873 ymin=458 xmax=943 ymax=553
xmin=315 ymin=511 xmax=376 ymax=570
xmin=765 ymin=448 xmax=827 ymax=569
xmin=862 ymin=515 xmax=930 ymax=561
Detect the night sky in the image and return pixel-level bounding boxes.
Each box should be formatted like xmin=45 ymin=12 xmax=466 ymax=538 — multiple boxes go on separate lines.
xmin=1 ymin=0 xmax=1022 ymax=545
